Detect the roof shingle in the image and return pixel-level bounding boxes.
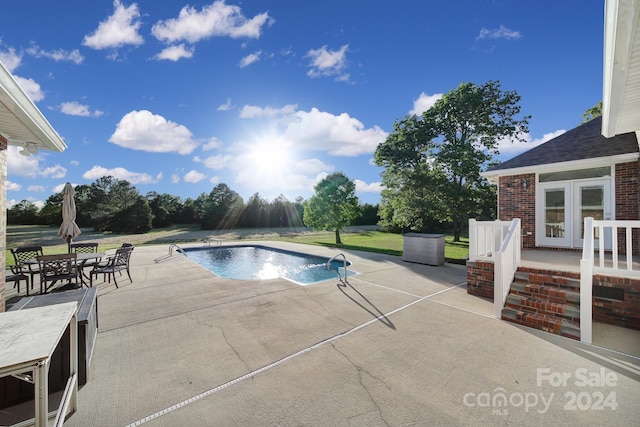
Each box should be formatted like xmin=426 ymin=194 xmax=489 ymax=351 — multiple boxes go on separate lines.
xmin=488 ymin=116 xmax=638 ymax=172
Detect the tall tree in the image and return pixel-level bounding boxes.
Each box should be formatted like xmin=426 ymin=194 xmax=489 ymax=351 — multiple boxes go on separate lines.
xmin=201 ymin=183 xmax=244 ymax=230
xmin=303 ymin=172 xmax=359 ymax=244
xmin=375 ymin=81 xmax=530 ymax=240
xmin=7 ymin=200 xmax=40 ymax=225
xmin=147 ymin=191 xmax=183 ymax=228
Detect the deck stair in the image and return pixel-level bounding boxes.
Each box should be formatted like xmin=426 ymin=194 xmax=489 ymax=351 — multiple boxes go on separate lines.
xmin=501 ymin=267 xmax=581 ymax=340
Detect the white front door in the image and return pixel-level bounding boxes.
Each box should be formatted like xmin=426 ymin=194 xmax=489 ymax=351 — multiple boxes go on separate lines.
xmin=572 ymin=179 xmax=611 ymax=249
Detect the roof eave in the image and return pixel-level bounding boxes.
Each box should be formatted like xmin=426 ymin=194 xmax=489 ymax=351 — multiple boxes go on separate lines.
xmin=602 ymin=0 xmax=640 ymax=138
xmin=0 ymin=61 xmax=66 ymax=153
xmin=481 ymin=152 xmax=639 ymax=182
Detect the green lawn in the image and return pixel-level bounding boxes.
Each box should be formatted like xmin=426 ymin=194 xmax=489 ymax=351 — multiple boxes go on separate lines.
xmin=258 ymin=230 xmax=469 ymax=263
xmin=5 ymin=225 xmax=469 ymax=266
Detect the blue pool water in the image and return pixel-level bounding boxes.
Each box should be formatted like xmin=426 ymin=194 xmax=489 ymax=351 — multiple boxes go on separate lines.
xmin=183 ymin=245 xmax=354 ymax=285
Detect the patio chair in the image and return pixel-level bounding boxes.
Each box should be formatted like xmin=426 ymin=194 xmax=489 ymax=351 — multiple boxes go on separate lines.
xmin=69 ymin=242 xmax=99 ymax=254
xmin=89 ymin=246 xmax=133 ymax=288
xmin=6 ymin=266 xmax=30 ymax=295
xmin=37 ymin=253 xmax=80 ymax=294
xmin=10 ymin=246 xmax=44 ymax=294
xmin=70 ymin=242 xmax=102 ymax=270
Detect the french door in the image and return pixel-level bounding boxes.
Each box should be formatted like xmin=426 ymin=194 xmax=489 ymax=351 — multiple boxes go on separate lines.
xmin=538 ymin=179 xmax=611 ymax=248
xmin=572 ymin=179 xmax=611 ymax=249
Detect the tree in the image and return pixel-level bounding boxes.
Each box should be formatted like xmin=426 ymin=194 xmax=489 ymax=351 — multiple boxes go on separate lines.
xmin=582 ymin=100 xmax=602 ymax=123
xmin=7 ymin=200 xmax=40 ymax=225
xmin=147 ymin=191 xmax=183 ymax=228
xmin=303 ymin=172 xmax=359 ymax=244
xmin=201 ymin=183 xmax=244 ymax=230
xmin=375 ymin=81 xmax=530 ymax=241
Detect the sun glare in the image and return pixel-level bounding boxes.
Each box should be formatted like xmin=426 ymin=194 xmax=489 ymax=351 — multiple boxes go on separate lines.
xmin=249 ymin=136 xmax=293 ymax=177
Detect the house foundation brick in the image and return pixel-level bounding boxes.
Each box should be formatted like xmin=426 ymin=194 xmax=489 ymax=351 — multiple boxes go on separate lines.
xmin=466 ymin=261 xmax=494 ymax=300
xmin=592 ymin=274 xmax=640 ymax=330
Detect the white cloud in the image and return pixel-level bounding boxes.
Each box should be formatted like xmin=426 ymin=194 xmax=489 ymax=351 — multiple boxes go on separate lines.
xmin=202 ymin=137 xmax=222 ymax=151
xmin=60 ymin=101 xmax=104 ymax=117
xmin=27 ymin=185 xmax=45 ymax=192
xmin=110 ymin=110 xmax=200 ymax=154
xmin=7 ymin=146 xmax=67 ymax=178
xmin=0 ymin=47 xmax=22 ymax=72
xmin=154 ymin=44 xmax=194 ymax=61
xmin=7 ymin=146 xmax=39 ymax=177
xmin=7 ymin=181 xmax=21 ymax=191
xmin=14 ymin=76 xmax=44 ymax=102
xmin=82 ymin=0 xmax=144 ymax=50
xmin=496 ymin=129 xmax=566 ymax=155
xmin=218 ymin=98 xmax=233 ymax=111
xmin=171 ymin=174 xmax=181 ymax=183
xmin=282 ymin=108 xmax=388 ymax=156
xmin=409 ymin=92 xmax=443 ymax=115
xmin=82 ymin=165 xmax=159 ymax=184
xmin=239 ymin=51 xmax=261 ymax=68
xmin=151 ymin=1 xmax=271 ymax=44
xmin=355 ymin=180 xmax=383 ymax=193
xmin=306 ymin=44 xmax=349 ymax=81
xmin=193 ymin=154 xmax=233 ymax=170
xmin=476 ymin=25 xmax=522 ymax=41
xmin=239 ymin=104 xmax=297 ymax=119
xmin=294 ymin=158 xmax=334 ymax=175
xmin=184 ymin=170 xmax=206 ymax=183
xmin=26 ymin=44 xmax=84 ymax=64
xmin=39 ymin=165 xmax=67 ymax=179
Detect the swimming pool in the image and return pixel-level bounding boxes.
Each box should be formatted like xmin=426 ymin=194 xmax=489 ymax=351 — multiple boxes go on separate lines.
xmin=183 ymin=245 xmax=354 ymax=285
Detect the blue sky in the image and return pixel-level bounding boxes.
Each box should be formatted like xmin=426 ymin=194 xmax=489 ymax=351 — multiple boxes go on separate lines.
xmin=2 ymin=0 xmax=604 ymax=208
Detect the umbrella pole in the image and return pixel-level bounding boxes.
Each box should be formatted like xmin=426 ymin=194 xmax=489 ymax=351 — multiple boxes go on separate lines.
xmin=67 ymin=236 xmax=72 ymax=253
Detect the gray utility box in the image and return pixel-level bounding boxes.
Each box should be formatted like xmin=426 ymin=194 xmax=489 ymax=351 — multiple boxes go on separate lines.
xmin=403 ymin=233 xmax=445 ymax=266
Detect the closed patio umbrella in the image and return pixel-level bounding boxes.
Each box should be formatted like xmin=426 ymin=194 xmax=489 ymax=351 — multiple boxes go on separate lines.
xmin=58 ymin=182 xmax=81 ymax=252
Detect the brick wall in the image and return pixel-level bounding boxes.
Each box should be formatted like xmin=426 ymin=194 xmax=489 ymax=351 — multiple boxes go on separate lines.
xmin=614 ymin=161 xmax=640 ymax=255
xmin=0 ymin=136 xmax=7 ymax=312
xmin=593 ymin=275 xmax=640 ymax=330
xmin=498 ymin=173 xmax=535 ymax=248
xmin=467 ymin=261 xmax=640 ymax=331
xmin=466 ymin=261 xmax=494 ymax=299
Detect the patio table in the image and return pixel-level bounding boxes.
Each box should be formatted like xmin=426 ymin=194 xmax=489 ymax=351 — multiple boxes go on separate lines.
xmin=26 ymin=253 xmax=105 ymax=291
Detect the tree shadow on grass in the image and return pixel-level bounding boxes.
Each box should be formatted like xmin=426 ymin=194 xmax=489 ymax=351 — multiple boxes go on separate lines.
xmin=313 ymin=241 xmax=402 ymax=257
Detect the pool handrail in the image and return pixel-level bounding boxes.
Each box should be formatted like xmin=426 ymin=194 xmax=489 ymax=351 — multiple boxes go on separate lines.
xmin=154 ymin=244 xmax=187 ymax=263
xmin=327 ymin=253 xmax=349 ymax=285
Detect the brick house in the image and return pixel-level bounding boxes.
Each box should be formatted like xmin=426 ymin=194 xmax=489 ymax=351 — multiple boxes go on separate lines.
xmin=0 ymin=61 xmax=67 ymax=312
xmin=467 ymin=0 xmax=640 ymax=343
xmin=481 ymin=116 xmax=639 ymax=251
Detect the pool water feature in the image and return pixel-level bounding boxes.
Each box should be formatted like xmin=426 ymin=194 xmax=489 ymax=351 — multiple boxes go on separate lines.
xmin=183 ymin=245 xmax=354 ymax=285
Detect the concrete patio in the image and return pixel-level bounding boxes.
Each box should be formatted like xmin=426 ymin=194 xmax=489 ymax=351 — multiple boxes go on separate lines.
xmin=3 ymin=242 xmax=640 ymax=426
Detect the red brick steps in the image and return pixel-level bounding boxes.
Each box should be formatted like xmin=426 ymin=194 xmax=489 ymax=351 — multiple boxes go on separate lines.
xmin=501 ymin=268 xmax=581 ymax=340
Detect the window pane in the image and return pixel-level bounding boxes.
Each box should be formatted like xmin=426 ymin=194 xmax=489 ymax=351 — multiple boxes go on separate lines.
xmin=581 ymin=185 xmax=604 ymax=240
xmin=545 ymin=189 xmax=565 ymax=238
xmin=539 ymin=167 xmax=611 ymax=183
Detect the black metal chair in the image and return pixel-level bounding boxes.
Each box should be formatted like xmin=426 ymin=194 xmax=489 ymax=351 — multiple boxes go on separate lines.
xmin=37 ymin=253 xmax=80 ymax=294
xmin=6 ymin=266 xmax=30 ymax=295
xmin=10 ymin=246 xmax=44 ymax=294
xmin=90 ymin=246 xmax=134 ymax=288
xmin=69 ymin=242 xmax=99 ymax=254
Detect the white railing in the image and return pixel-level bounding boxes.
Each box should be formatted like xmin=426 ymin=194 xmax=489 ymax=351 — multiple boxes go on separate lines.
xmin=493 ymin=219 xmax=522 ymax=319
xmin=580 ymin=217 xmax=640 ymax=344
xmin=468 ymin=218 xmax=522 ymax=319
xmin=468 ymin=219 xmax=514 ymax=262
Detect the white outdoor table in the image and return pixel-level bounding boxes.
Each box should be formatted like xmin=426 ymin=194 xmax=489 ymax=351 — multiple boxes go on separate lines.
xmin=0 ymin=302 xmax=78 ymax=426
